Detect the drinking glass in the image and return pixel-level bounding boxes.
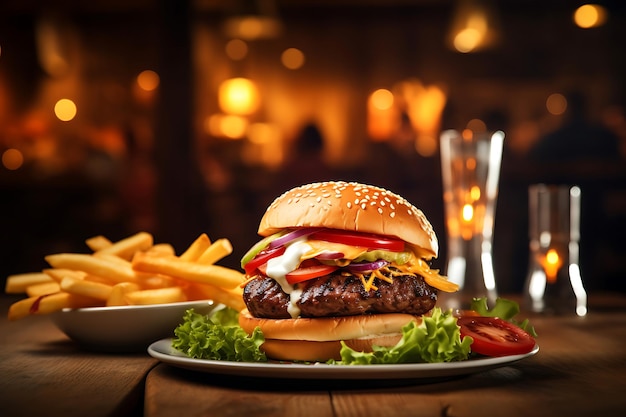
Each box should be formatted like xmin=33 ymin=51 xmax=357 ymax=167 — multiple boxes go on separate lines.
xmin=524 ymin=184 xmax=587 ymax=316
xmin=439 ymin=129 xmax=504 ymax=309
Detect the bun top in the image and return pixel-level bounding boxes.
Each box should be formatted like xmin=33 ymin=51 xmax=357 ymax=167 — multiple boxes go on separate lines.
xmin=258 ymin=181 xmax=438 ymax=258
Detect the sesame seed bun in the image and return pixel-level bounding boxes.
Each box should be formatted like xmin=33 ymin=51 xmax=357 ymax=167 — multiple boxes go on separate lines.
xmin=258 ymin=181 xmax=438 ymax=258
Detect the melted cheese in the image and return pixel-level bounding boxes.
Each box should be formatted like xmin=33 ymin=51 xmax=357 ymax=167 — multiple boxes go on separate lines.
xmin=302 ymin=240 xmax=367 ymax=261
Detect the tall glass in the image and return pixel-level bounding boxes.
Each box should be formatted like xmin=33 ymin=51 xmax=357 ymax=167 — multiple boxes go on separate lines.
xmin=524 ymin=184 xmax=587 ymax=316
xmin=439 ymin=129 xmax=504 ymax=309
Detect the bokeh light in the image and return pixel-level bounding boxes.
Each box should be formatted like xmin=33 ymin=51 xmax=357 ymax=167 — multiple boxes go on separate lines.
xmin=137 ymin=70 xmax=160 ymax=91
xmin=225 ymin=39 xmax=248 ymax=60
xmin=218 ymin=78 xmax=260 ymax=115
xmin=2 ymin=148 xmax=24 ymax=170
xmin=370 ymin=89 xmax=394 ymax=111
xmin=574 ymin=4 xmax=607 ymax=28
xmin=54 ymin=99 xmax=77 ymax=121
xmin=281 ymin=48 xmax=305 ymax=70
xmin=546 ymin=93 xmax=567 ymax=115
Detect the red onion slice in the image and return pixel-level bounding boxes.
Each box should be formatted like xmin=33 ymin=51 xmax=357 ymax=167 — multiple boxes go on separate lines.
xmin=346 ymin=259 xmax=389 ymax=273
xmin=268 ymin=228 xmax=321 ymax=249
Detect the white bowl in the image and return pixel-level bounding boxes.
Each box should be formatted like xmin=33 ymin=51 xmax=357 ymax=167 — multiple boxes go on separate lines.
xmin=51 ymin=300 xmax=218 ymax=352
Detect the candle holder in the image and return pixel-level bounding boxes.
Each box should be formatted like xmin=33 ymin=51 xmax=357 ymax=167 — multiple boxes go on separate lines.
xmin=524 ymin=184 xmax=587 ymax=316
xmin=439 ymin=129 xmax=504 ymax=309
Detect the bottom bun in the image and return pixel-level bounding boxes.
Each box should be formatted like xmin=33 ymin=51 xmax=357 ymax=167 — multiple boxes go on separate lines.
xmin=238 ymin=309 xmax=421 ymax=362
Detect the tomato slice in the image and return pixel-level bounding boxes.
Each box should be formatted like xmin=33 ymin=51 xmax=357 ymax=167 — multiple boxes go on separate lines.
xmin=244 ymin=246 xmax=286 ymax=275
xmin=285 ymin=263 xmax=338 ymax=284
xmin=457 ymin=316 xmax=536 ymax=357
xmin=311 ymin=230 xmax=405 ymax=252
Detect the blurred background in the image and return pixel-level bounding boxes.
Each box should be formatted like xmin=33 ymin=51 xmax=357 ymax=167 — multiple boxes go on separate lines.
xmin=1 ymin=0 xmax=625 ymax=295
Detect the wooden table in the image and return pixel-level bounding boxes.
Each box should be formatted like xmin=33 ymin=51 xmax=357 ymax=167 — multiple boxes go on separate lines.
xmin=0 ymin=296 xmax=158 ymax=417
xmin=2 ymin=294 xmax=626 ymax=417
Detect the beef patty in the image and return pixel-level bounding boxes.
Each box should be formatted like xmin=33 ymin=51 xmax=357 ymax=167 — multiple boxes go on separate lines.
xmin=243 ymin=271 xmax=437 ymax=319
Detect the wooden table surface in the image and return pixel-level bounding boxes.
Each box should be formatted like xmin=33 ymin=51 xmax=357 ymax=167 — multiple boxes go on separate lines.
xmin=2 ymin=293 xmax=626 ymax=417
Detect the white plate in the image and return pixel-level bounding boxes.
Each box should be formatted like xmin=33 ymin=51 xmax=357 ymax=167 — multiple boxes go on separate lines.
xmin=148 ymin=338 xmax=539 ymax=380
xmin=51 ymin=300 xmax=218 ymax=352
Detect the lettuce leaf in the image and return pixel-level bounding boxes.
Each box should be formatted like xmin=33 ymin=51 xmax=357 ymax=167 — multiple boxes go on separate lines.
xmin=172 ymin=307 xmax=267 ymax=362
xmin=334 ymin=307 xmax=473 ymax=364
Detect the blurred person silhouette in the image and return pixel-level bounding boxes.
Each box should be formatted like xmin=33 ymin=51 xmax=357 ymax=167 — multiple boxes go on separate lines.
xmin=274 ymin=122 xmax=338 ymax=191
xmin=529 ymin=90 xmax=621 ymax=162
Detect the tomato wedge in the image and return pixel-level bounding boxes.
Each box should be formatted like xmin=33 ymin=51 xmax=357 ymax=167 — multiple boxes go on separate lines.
xmin=244 ymin=246 xmax=286 ymax=275
xmin=457 ymin=316 xmax=536 ymax=357
xmin=311 ymin=230 xmax=405 ymax=252
xmin=285 ymin=263 xmax=338 ymax=284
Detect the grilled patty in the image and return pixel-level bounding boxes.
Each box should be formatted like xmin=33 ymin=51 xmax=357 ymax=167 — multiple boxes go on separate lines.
xmin=243 ymin=271 xmax=437 ymax=319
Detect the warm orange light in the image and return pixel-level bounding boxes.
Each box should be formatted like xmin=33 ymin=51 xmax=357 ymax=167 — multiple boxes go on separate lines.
xmin=466 ymin=118 xmax=487 ymax=133
xmin=470 ymin=185 xmax=481 ymax=201
xmin=574 ymin=4 xmax=607 ymax=29
xmin=205 ymin=114 xmax=248 ymax=139
xmin=137 ymin=70 xmax=160 ymax=92
xmin=370 ymin=89 xmax=394 ymax=111
xmin=54 ymin=99 xmax=77 ymax=121
xmin=2 ymin=148 xmax=24 ymax=170
xmin=454 ymin=27 xmax=482 ymax=53
xmin=462 ymin=204 xmax=474 ymax=222
xmin=546 ymin=93 xmax=567 ymax=115
xmin=247 ymin=122 xmax=280 ymax=145
xmin=225 ymin=39 xmax=248 ymax=60
xmin=539 ymin=248 xmax=563 ymax=283
xmin=395 ymin=80 xmax=447 ymax=156
xmin=218 ymin=78 xmax=260 ymax=115
xmin=367 ymin=89 xmax=398 ymax=141
xmin=281 ymin=48 xmax=305 ymax=70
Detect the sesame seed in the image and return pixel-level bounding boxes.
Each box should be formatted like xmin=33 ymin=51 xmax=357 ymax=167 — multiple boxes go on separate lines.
xmin=378 ymin=207 xmax=383 ymax=214
xmin=361 ymin=203 xmax=367 ymax=210
xmin=390 ymin=212 xmax=396 ymax=218
xmin=347 ymin=202 xmax=352 ymax=209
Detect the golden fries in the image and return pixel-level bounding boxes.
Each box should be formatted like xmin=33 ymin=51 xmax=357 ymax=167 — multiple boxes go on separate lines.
xmin=106 ymin=282 xmax=141 ymax=307
xmin=6 ymin=231 xmax=247 ymax=319
xmin=197 ymin=238 xmax=233 ymax=265
xmin=95 ymin=231 xmax=153 ymax=260
xmin=8 ymin=293 xmax=101 ymax=321
xmin=26 ymin=282 xmax=61 ymax=297
xmin=124 ymin=287 xmax=187 ymax=305
xmin=5 ymin=273 xmax=54 ymax=294
xmin=179 ymin=233 xmax=211 ymax=262
xmin=85 ymin=235 xmax=113 ymax=251
xmin=132 ymin=252 xmax=243 ymax=289
xmin=60 ymin=277 xmax=113 ymax=301
xmin=45 ymin=253 xmax=137 ymax=284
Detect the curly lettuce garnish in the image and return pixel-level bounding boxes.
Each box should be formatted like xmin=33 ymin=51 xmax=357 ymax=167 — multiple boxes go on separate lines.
xmin=172 ymin=307 xmax=267 ymax=362
xmin=334 ymin=307 xmax=473 ymax=364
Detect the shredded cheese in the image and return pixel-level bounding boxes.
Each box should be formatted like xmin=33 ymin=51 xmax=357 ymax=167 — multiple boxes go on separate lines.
xmin=349 ymin=253 xmax=459 ymax=293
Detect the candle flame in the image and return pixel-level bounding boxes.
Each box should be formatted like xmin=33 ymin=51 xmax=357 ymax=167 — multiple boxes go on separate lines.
xmin=539 ymin=248 xmax=563 ymax=283
xmin=462 ymin=204 xmax=474 ymax=222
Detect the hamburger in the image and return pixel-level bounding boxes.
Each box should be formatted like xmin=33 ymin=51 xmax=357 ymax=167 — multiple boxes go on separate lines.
xmin=238 ymin=181 xmax=459 ymax=362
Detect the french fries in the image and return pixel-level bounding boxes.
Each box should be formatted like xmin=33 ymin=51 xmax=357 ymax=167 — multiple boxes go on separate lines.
xmin=5 ymin=273 xmax=54 ymax=294
xmin=6 ymin=231 xmax=247 ymax=320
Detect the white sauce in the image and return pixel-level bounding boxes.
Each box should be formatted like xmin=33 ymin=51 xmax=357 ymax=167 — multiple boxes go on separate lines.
xmin=265 ymin=239 xmax=311 ymax=318
xmin=288 ymin=289 xmax=303 ymax=318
